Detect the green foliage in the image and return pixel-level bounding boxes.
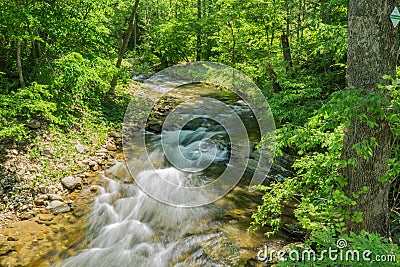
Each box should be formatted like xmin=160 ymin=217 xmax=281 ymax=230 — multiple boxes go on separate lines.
xmin=0 ymin=52 xmax=122 ymax=139
xmin=251 ymin=79 xmax=400 ymax=237
xmin=277 ymin=229 xmax=400 ymax=266
xmin=0 ymin=83 xmax=57 ymax=139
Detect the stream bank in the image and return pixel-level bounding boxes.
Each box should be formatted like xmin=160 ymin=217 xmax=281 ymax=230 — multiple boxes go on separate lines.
xmin=0 ymin=126 xmax=125 ymax=266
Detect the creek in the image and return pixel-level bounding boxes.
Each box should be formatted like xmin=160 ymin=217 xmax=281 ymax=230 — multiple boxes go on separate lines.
xmin=57 ymin=83 xmax=296 ymax=267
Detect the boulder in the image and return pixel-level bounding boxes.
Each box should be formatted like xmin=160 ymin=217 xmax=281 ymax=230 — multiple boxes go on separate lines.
xmin=26 ymin=120 xmax=41 ymax=129
xmin=61 ymin=176 xmax=81 ymax=190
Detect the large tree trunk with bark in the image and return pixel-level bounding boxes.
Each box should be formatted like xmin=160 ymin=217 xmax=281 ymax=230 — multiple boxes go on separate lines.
xmin=343 ymin=0 xmax=398 ymax=237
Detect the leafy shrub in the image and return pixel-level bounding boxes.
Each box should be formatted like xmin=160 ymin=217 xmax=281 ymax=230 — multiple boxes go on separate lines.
xmin=251 ymin=79 xmax=400 ymax=237
xmin=0 ymin=83 xmax=57 ymax=139
xmin=277 ymin=229 xmax=400 ymax=266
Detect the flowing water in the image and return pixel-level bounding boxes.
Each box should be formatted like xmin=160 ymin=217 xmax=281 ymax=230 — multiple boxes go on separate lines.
xmin=59 ymin=84 xmax=291 ymax=267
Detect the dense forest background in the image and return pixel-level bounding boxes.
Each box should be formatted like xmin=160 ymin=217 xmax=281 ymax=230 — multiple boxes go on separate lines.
xmin=1 ymin=0 xmax=399 ymax=265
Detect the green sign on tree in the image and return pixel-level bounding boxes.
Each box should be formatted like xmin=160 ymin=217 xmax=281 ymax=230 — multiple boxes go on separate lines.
xmin=390 ymin=7 xmax=400 ymax=27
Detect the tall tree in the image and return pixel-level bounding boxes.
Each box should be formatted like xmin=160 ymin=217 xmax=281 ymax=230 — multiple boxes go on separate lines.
xmin=110 ymin=0 xmax=141 ymax=94
xmin=343 ymin=0 xmax=398 ymax=237
xmin=196 ymin=0 xmax=202 ymax=61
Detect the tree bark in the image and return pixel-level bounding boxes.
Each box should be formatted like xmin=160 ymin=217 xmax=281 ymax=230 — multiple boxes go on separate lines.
xmin=343 ymin=0 xmax=398 ymax=237
xmin=16 ymin=39 xmax=26 ymax=88
xmin=109 ymin=0 xmax=140 ymax=94
xmin=321 ymin=0 xmax=330 ymax=24
xmin=196 ymin=0 xmax=202 ymax=61
xmin=227 ymin=21 xmax=235 ymax=65
xmin=281 ymin=31 xmax=292 ymax=73
xmin=265 ymin=61 xmax=281 ymax=93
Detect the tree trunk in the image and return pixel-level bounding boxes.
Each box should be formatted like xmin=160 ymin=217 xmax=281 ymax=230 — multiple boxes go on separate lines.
xmin=16 ymin=39 xmax=26 ymax=88
xmin=265 ymin=61 xmax=281 ymax=93
xmin=133 ymin=13 xmax=138 ymax=49
xmin=343 ymin=0 xmax=398 ymax=237
xmin=281 ymin=31 xmax=292 ymax=73
xmin=196 ymin=0 xmax=202 ymax=61
xmin=321 ymin=0 xmax=330 ymax=24
xmin=227 ymin=21 xmax=235 ymax=65
xmin=109 ymin=0 xmax=140 ymax=94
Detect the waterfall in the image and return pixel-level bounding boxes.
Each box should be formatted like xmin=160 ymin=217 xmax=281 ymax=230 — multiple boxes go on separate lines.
xmin=60 ymin=125 xmax=232 ymax=267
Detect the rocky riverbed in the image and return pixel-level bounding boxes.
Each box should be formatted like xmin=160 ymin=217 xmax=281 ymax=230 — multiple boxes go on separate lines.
xmin=0 ymin=123 xmax=125 ymax=266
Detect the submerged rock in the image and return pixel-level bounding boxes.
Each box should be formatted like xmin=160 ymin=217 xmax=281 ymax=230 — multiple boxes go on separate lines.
xmin=47 ymin=200 xmax=70 ymax=214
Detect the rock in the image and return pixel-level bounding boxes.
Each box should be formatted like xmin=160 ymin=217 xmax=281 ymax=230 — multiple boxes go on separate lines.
xmin=67 ymin=215 xmax=78 ymax=224
xmin=109 ymin=131 xmax=122 ymax=138
xmin=34 ymin=198 xmax=45 ymax=206
xmin=200 ymin=234 xmax=239 ymax=260
xmin=38 ymin=185 xmax=48 ymax=194
xmin=75 ymin=141 xmax=85 ymax=154
xmin=6 ymin=236 xmax=18 ymax=241
xmin=27 ymin=120 xmax=41 ymax=129
xmin=47 ymin=194 xmax=63 ymax=201
xmin=47 ymin=186 xmax=57 ymax=194
xmin=10 ymin=149 xmax=18 ymax=156
xmin=89 ymin=185 xmax=98 ymax=193
xmin=34 ymin=194 xmax=48 ymax=206
xmin=38 ymin=213 xmax=54 ymax=221
xmin=61 ymin=176 xmax=81 ymax=190
xmin=88 ymin=161 xmax=97 ymax=167
xmin=18 ymin=211 xmax=35 ymax=220
xmin=42 ymin=148 xmax=53 ymax=157
xmin=0 ymin=243 xmax=17 ymax=256
xmin=47 ymin=200 xmax=70 ymax=214
xmin=91 ymin=164 xmax=99 ymax=171
xmin=106 ymin=143 xmax=117 ymax=151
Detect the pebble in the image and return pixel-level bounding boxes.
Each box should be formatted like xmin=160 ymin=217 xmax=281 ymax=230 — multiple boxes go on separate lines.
xmin=91 ymin=165 xmax=99 ymax=171
xmin=38 ymin=185 xmax=48 ymax=194
xmin=42 ymin=148 xmax=53 ymax=157
xmin=38 ymin=213 xmax=54 ymax=221
xmin=75 ymin=141 xmax=85 ymax=154
xmin=47 ymin=194 xmax=63 ymax=201
xmin=7 ymin=236 xmax=18 ymax=241
xmin=34 ymin=199 xmax=45 ymax=206
xmin=109 ymin=131 xmax=122 ymax=138
xmin=18 ymin=211 xmax=35 ymax=220
xmin=106 ymin=143 xmax=117 ymax=151
xmin=89 ymin=185 xmax=98 ymax=193
xmin=88 ymin=161 xmax=97 ymax=167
